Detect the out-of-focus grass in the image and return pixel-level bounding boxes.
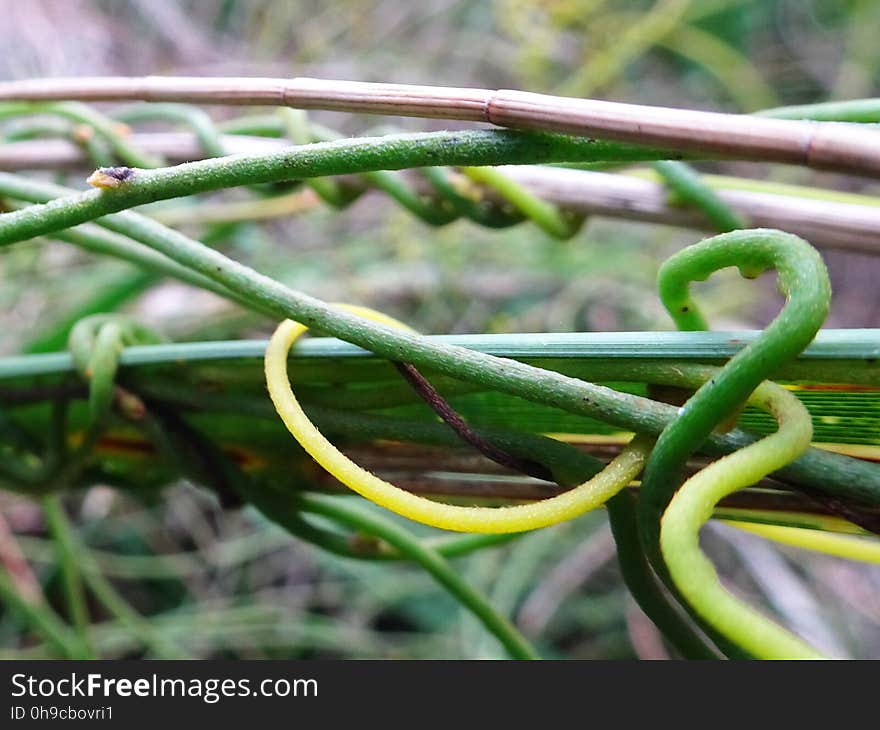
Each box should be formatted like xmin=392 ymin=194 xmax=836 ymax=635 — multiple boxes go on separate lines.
xmin=1 ymin=0 xmax=879 ymax=659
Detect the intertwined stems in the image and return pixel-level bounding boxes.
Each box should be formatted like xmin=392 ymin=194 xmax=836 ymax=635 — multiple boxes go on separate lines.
xmin=661 ymin=380 xmax=821 ymax=658
xmin=6 ymin=105 xmax=880 ymax=252
xmin=640 ymin=230 xmax=831 ymax=656
xmin=0 ymin=100 xmax=875 ymax=658
xmin=0 ymin=172 xmax=877 ymax=507
xmin=264 ymin=307 xmax=653 ymax=533
xmin=0 ymin=128 xmax=675 ymax=244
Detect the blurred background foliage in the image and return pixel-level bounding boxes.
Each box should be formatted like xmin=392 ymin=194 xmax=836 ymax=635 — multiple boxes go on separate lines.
xmin=1 ymin=0 xmax=879 ymax=659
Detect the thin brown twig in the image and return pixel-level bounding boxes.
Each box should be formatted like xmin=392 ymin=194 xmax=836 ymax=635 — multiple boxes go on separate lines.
xmin=1 ymin=76 xmax=879 ymax=176
xmin=393 ymin=362 xmax=555 ymax=482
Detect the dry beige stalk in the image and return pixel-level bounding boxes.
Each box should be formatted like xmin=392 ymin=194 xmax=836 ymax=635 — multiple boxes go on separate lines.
xmin=1 ymin=76 xmax=879 ymax=176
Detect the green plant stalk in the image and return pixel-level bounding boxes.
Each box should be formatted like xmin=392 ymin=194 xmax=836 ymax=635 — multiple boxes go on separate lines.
xmin=639 ymin=230 xmax=831 ymax=651
xmin=143 ymin=405 xmax=536 ymax=659
xmin=304 ymin=120 xmax=471 ymax=225
xmin=219 ymin=113 xmax=287 ymax=137
xmin=221 ymin=112 xmax=868 ymax=216
xmin=278 ymin=109 xmax=356 ymax=207
xmin=0 ymin=201 xmax=264 ymax=311
xmin=417 ymin=167 xmax=524 ymax=228
xmin=114 ymin=103 xmax=227 ymax=157
xmin=3 ymin=334 xmax=877 ymax=386
xmin=297 ymin=493 xmax=539 ymax=660
xmin=629 ymin=168 xmax=880 ymax=208
xmin=647 ymin=94 xmax=880 ymax=235
xmin=606 ymin=492 xmax=719 ymax=659
xmin=41 ymin=495 xmax=94 ymax=658
xmin=4 ymin=370 xmax=863 ymax=654
xmin=148 ymin=189 xmax=320 ymax=226
xmin=758 ymin=98 xmax=880 ymax=122
xmin=0 ymin=567 xmax=86 ymax=658
xmin=361 ymin=168 xmax=458 ymax=225
xmin=462 ymin=166 xmax=581 ymax=239
xmin=243 ymin=482 xmax=518 ymax=564
xmin=657 ymin=24 xmax=779 ymax=111
xmin=79 ymin=565 xmax=183 ymax=659
xmin=660 ymin=381 xmax=823 ymax=658
xmin=68 ymin=314 xmax=164 ymax=424
xmin=652 ymin=160 xmax=746 ymax=232
xmin=558 ymin=0 xmax=693 ymax=96
xmin=2 ymin=118 xmax=72 ymax=142
xmin=0 ymin=129 xmax=676 ymax=244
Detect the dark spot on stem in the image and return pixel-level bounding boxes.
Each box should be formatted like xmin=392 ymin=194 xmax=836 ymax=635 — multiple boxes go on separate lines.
xmin=86 ymin=166 xmax=135 ymax=189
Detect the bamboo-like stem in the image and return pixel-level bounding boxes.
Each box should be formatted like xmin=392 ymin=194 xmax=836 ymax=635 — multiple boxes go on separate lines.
xmin=3 ymin=133 xmax=878 ymax=253
xmin=1 ymin=76 xmax=879 ymax=176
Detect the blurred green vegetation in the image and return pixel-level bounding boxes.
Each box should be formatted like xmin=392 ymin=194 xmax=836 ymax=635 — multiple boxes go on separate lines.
xmin=0 ymin=0 xmax=879 ymax=659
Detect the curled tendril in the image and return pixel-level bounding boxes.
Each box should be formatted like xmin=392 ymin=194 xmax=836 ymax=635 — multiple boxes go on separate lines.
xmin=68 ymin=314 xmax=164 ymax=425
xmin=661 ymin=380 xmax=823 ymax=658
xmin=265 ymin=303 xmax=652 ymax=534
xmin=279 ymin=108 xmax=577 ymax=235
xmin=460 ymin=165 xmax=585 ymax=239
xmin=639 ymin=229 xmax=831 ymax=657
xmin=639 ymin=230 xmax=830 ymax=561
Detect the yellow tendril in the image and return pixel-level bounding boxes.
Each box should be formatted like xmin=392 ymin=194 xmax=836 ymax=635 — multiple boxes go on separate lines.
xmin=265 ymin=304 xmax=651 ymax=533
xmin=725 ymin=520 xmax=880 ymax=565
xmin=660 ymin=381 xmax=825 ymax=659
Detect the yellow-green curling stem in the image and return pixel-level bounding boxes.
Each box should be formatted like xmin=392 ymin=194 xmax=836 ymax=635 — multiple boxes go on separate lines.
xmin=265 ymin=304 xmax=651 ymax=534
xmin=725 ymin=521 xmax=880 ymax=565
xmin=660 ymin=380 xmax=826 ymax=659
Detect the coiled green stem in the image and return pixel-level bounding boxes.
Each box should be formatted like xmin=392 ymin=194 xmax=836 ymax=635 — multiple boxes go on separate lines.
xmin=639 ymin=230 xmax=831 ymax=563
xmin=639 ymin=229 xmax=831 ymax=656
xmin=660 ymin=380 xmax=823 ymax=658
xmin=68 ymin=315 xmax=164 ymax=425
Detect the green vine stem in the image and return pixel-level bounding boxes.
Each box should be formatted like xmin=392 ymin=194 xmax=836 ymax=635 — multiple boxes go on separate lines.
xmin=141 ymin=399 xmax=538 ymax=659
xmin=41 ymin=496 xmax=94 ymax=658
xmin=0 ymin=129 xmax=676 ymax=244
xmin=652 ymin=160 xmax=747 ymax=232
xmin=638 ymin=230 xmax=831 ymax=654
xmin=68 ymin=314 xmax=164 ymax=424
xmin=660 ymin=380 xmax=823 ymax=658
xmin=114 ymin=103 xmax=227 ymax=158
xmin=0 ymin=197 xmax=264 ymax=309
xmin=606 ymin=492 xmax=719 ymax=659
xmin=417 ymin=166 xmax=524 ymax=229
xmin=0 ymin=566 xmax=87 ymax=658
xmin=296 ymin=494 xmax=540 ymax=660
xmin=461 ymin=165 xmax=584 ymax=239
xmin=278 ymin=109 xmax=363 ymax=208
xmin=758 ymin=98 xmax=880 ymax=122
